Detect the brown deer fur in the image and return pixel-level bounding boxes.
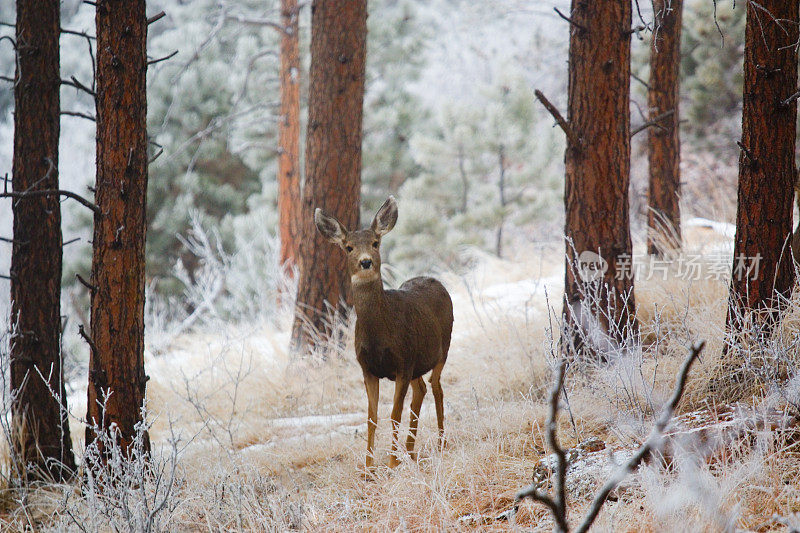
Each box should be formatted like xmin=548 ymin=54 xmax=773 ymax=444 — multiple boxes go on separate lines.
xmin=315 ymin=197 xmax=453 ymax=469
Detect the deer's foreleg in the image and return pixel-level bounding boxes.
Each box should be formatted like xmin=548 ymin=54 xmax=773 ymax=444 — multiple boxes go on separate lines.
xmin=406 ymin=377 xmax=427 ymax=461
xmin=388 ymin=377 xmax=410 ymax=468
xmin=364 ymin=372 xmax=379 ymax=471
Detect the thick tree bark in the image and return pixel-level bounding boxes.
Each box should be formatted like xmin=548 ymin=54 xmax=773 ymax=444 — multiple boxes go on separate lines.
xmin=562 ymin=2 xmax=637 ymax=356
xmin=277 ymin=0 xmax=302 ymax=272
xmin=10 ymin=0 xmax=75 ymax=481
xmin=727 ymin=1 xmax=798 ymax=332
xmin=86 ymin=0 xmax=150 ymax=456
xmin=646 ymin=0 xmax=683 ymax=255
xmin=290 ymin=0 xmax=367 ymax=351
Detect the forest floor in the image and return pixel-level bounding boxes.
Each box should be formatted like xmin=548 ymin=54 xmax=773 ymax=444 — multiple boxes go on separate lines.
xmin=4 ymin=218 xmax=800 ymax=531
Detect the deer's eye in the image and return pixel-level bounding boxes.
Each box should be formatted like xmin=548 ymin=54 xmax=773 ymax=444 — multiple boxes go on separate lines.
xmin=345 ymin=245 xmax=353 ymax=252
xmin=372 ymin=241 xmax=379 ymax=249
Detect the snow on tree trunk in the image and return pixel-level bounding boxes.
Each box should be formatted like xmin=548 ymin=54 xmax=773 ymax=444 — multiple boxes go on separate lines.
xmin=291 ymin=0 xmax=367 ymax=351
xmin=278 ymin=0 xmax=302 ymax=272
xmin=727 ymin=0 xmax=798 ymax=333
xmin=562 ymin=2 xmax=638 ymax=357
xmin=10 ymin=0 xmax=76 ymax=481
xmin=646 ymin=0 xmax=683 ymax=256
xmin=86 ymin=0 xmax=151 ymax=457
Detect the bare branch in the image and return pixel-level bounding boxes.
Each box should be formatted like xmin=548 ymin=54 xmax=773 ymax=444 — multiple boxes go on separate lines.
xmin=78 ymin=324 xmax=98 ymax=355
xmin=631 ymin=109 xmax=675 ymax=137
xmin=0 ymin=189 xmax=101 ymax=215
xmin=553 ymin=7 xmax=587 ymax=33
xmin=147 ymin=11 xmax=166 ymax=25
xmin=0 ymin=35 xmax=16 ymax=50
xmin=76 ymin=274 xmax=97 ymax=293
xmin=534 ymin=90 xmax=581 ymax=150
xmin=516 ymin=359 xmax=570 ymax=532
xmin=61 ymin=111 xmax=96 ymax=122
xmin=147 ymin=50 xmax=178 ymax=66
xmin=737 ymin=140 xmax=759 ymax=168
xmin=60 ymin=28 xmax=96 ymax=40
xmin=62 ymin=76 xmax=96 ymax=98
xmin=574 ymin=341 xmax=706 ymax=533
xmin=631 ymin=71 xmax=652 ymax=91
xmin=781 ymin=87 xmax=800 ymax=107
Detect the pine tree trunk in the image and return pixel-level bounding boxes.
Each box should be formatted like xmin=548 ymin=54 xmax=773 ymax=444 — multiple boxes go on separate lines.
xmin=646 ymin=0 xmax=683 ymax=256
xmin=86 ymin=0 xmax=150 ymax=456
xmin=10 ymin=0 xmax=75 ymax=481
xmin=277 ymin=0 xmax=302 ymax=272
xmin=562 ymin=2 xmax=637 ymax=356
xmin=727 ymin=1 xmax=798 ymax=332
xmin=290 ymin=0 xmax=367 ymax=351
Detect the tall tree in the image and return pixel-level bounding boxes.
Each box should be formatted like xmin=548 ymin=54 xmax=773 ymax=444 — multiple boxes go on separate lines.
xmin=9 ymin=0 xmax=75 ymax=480
xmin=86 ymin=0 xmax=150 ymax=456
xmin=727 ymin=1 xmax=798 ymax=333
xmin=562 ymin=2 xmax=637 ymax=354
xmin=646 ymin=0 xmax=683 ymax=255
xmin=290 ymin=0 xmax=367 ymax=351
xmin=277 ymin=0 xmax=302 ymax=272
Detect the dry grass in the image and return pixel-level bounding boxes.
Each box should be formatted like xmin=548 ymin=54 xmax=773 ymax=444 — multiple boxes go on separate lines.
xmin=4 ymin=236 xmax=800 ymax=531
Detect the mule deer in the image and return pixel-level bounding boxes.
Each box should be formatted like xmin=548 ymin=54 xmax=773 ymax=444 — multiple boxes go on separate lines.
xmin=315 ymin=197 xmax=453 ymax=469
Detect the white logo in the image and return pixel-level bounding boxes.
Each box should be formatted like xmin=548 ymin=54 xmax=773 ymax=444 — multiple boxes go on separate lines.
xmin=577 ymin=251 xmax=608 ymax=282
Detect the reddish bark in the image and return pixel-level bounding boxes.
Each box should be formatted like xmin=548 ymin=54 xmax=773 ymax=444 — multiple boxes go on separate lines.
xmin=290 ymin=0 xmax=367 ymax=350
xmin=562 ymin=2 xmax=638 ymax=355
xmin=10 ymin=0 xmax=76 ymax=480
xmin=647 ymin=0 xmax=684 ymax=255
xmin=727 ymin=1 xmax=798 ymax=332
xmin=86 ymin=0 xmax=151 ymax=456
xmin=277 ymin=0 xmax=302 ymax=272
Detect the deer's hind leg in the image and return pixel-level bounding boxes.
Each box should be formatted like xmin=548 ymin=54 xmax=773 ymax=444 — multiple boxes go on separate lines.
xmin=388 ymin=377 xmax=410 ymax=468
xmin=430 ymin=361 xmax=446 ymax=450
xmin=405 ymin=377 xmax=427 ymax=461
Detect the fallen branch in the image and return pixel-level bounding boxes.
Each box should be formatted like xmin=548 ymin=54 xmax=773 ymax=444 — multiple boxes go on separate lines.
xmin=534 ymin=90 xmax=581 ymax=150
xmin=0 ymin=189 xmax=101 ymax=215
xmin=516 ymin=341 xmax=706 ymax=533
xmin=574 ymin=341 xmax=705 ymax=533
xmin=631 ymin=109 xmax=675 ymax=138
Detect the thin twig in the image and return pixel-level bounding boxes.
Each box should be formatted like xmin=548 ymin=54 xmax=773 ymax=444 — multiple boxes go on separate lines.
xmin=553 ymin=7 xmax=587 ymax=33
xmin=631 ymin=109 xmax=675 ymax=137
xmin=534 ymin=90 xmax=581 ymax=150
xmin=147 ymin=11 xmax=166 ymax=25
xmin=631 ymin=71 xmax=652 ymax=91
xmin=62 ymin=76 xmax=96 ymax=97
xmin=147 ymin=50 xmax=178 ymax=66
xmin=78 ymin=324 xmax=98 ymax=355
xmin=737 ymin=140 xmax=758 ymax=167
xmin=781 ymin=87 xmax=800 ymax=107
xmin=61 ymin=111 xmax=96 ymax=122
xmin=0 ymin=189 xmax=101 ymax=215
xmin=76 ymin=274 xmax=97 ymax=293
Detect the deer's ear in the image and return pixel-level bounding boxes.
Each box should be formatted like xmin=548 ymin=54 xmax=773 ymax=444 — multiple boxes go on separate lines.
xmin=371 ymin=196 xmax=398 ymax=236
xmin=315 ymin=208 xmax=348 ymax=247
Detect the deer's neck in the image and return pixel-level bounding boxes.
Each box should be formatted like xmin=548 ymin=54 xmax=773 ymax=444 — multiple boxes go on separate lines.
xmin=352 ymin=277 xmax=387 ymax=322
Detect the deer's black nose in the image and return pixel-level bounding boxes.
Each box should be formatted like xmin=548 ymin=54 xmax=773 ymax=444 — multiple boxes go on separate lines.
xmin=360 ymin=258 xmax=373 ymax=270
